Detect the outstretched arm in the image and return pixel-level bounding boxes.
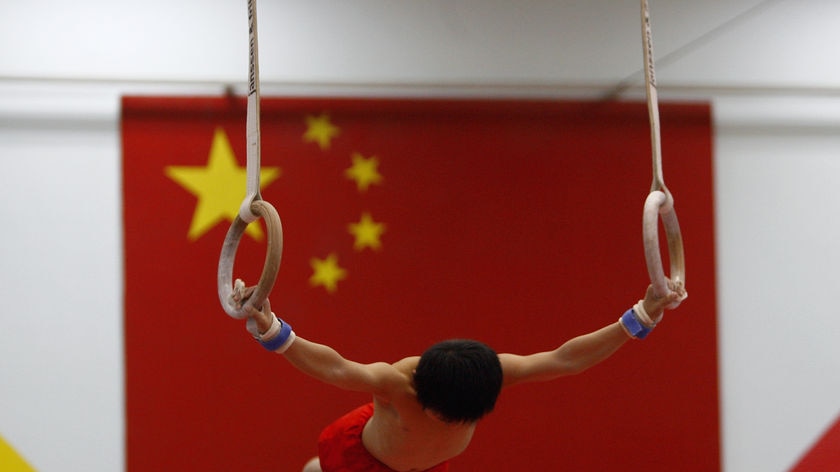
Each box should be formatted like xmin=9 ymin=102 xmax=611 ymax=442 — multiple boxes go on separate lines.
xmin=241 ymin=290 xmax=404 ymax=397
xmin=500 ymin=284 xmax=683 ymax=388
xmin=281 ymin=336 xmax=403 ymax=395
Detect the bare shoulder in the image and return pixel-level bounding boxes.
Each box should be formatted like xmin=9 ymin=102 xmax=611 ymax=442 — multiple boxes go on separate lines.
xmin=367 ymin=356 xmax=419 ymax=402
xmin=371 ymin=356 xmax=419 ymax=402
xmin=392 ymin=356 xmax=420 ymax=373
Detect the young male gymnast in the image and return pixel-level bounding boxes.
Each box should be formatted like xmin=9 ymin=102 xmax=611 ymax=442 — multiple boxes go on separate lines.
xmin=234 ymin=280 xmax=685 ymax=472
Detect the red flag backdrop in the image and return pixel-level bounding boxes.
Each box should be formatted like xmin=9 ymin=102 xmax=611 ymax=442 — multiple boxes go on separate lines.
xmin=122 ymin=96 xmax=718 ymax=471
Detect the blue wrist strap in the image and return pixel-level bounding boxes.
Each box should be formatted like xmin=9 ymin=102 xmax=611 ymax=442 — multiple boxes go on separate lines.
xmin=259 ymin=318 xmax=293 ymax=351
xmin=620 ymin=308 xmax=653 ymax=339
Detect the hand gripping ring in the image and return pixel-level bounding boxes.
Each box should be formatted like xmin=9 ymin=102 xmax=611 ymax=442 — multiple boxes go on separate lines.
xmin=217 ymin=199 xmax=283 ymax=319
xmin=643 ymin=189 xmax=687 ymax=308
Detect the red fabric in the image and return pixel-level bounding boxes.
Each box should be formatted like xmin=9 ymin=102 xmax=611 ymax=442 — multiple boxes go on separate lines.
xmin=122 ymin=97 xmax=718 ymax=471
xmin=318 ymin=403 xmax=450 ymax=472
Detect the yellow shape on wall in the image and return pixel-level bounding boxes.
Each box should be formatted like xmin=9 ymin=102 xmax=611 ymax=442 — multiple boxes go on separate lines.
xmin=345 ymin=153 xmax=383 ymax=192
xmin=0 ymin=434 xmax=36 ymax=472
xmin=309 ymin=253 xmax=347 ymax=293
xmin=348 ymin=212 xmax=386 ymax=251
xmin=303 ymin=113 xmax=340 ymax=150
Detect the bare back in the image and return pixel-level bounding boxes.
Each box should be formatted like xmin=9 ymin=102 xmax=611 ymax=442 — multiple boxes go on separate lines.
xmin=361 ymin=357 xmax=476 ymax=472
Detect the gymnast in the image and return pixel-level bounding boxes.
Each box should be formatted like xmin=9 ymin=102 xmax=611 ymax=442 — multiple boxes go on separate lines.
xmin=233 ymin=280 xmax=685 ymax=472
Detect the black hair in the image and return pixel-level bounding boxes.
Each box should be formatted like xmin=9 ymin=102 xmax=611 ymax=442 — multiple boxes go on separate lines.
xmin=413 ymin=339 xmax=503 ymax=424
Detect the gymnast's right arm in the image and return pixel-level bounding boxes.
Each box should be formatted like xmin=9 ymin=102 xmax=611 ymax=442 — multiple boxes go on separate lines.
xmin=499 ymin=284 xmax=683 ymax=388
xmin=244 ymin=299 xmax=403 ymax=396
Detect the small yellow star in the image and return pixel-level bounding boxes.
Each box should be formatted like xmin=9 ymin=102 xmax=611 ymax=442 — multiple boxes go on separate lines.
xmin=309 ymin=253 xmax=347 ymax=293
xmin=165 ymin=127 xmax=281 ymax=241
xmin=345 ymin=153 xmax=383 ymax=192
xmin=348 ymin=212 xmax=386 ymax=251
xmin=303 ymin=113 xmax=340 ymax=150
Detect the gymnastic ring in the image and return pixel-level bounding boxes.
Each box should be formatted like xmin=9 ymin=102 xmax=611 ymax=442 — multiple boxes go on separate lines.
xmin=217 ymin=199 xmax=283 ymax=319
xmin=643 ymin=189 xmax=686 ymax=308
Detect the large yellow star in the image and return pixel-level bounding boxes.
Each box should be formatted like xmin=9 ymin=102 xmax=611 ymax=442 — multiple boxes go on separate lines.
xmin=345 ymin=153 xmax=383 ymax=192
xmin=303 ymin=113 xmax=340 ymax=150
xmin=348 ymin=212 xmax=386 ymax=251
xmin=165 ymin=127 xmax=281 ymax=241
xmin=309 ymin=253 xmax=347 ymax=293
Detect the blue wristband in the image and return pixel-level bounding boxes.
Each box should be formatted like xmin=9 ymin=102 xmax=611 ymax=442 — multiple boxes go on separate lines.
xmin=620 ymin=308 xmax=653 ymax=339
xmin=259 ymin=318 xmax=293 ymax=351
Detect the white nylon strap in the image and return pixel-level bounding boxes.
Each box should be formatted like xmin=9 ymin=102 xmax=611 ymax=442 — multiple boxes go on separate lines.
xmin=640 ymin=0 xmax=686 ymax=306
xmin=240 ymin=0 xmax=262 ymax=223
xmin=642 ymin=0 xmax=664 ymax=193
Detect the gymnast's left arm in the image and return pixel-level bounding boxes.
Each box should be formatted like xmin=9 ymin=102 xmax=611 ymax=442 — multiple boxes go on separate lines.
xmin=499 ymin=284 xmax=683 ymax=388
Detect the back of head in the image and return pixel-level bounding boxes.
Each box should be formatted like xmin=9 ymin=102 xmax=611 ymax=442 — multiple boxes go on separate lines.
xmin=413 ymin=339 xmax=503 ymax=424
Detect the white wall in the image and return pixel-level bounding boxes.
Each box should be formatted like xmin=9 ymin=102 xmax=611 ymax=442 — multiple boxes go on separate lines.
xmin=2 ymin=1 xmax=840 ymax=471
xmin=714 ymin=97 xmax=840 ymax=471
xmin=0 ymin=89 xmax=123 ymax=472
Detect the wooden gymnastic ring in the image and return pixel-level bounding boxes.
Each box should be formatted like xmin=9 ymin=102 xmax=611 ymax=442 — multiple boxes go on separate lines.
xmin=217 ymin=199 xmax=283 ymax=319
xmin=643 ymin=190 xmax=686 ymax=307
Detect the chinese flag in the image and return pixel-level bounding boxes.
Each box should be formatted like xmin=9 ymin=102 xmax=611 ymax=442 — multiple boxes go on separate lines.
xmin=122 ymin=96 xmax=718 ymax=471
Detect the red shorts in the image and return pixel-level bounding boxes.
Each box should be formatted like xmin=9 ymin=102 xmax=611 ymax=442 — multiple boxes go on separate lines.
xmin=318 ymin=403 xmax=451 ymax=472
